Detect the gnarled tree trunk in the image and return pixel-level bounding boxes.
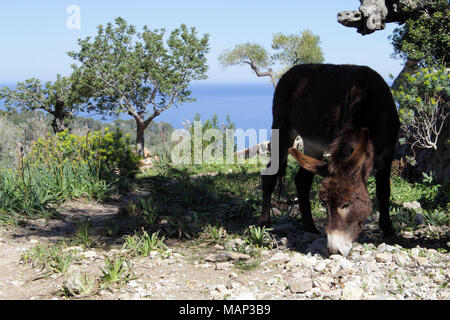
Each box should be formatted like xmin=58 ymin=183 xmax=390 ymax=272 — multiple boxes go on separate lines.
xmin=337 ymin=0 xmax=437 ymax=35
xmin=50 ymin=101 xmax=71 ymax=133
xmin=136 ymin=120 xmax=146 ymax=158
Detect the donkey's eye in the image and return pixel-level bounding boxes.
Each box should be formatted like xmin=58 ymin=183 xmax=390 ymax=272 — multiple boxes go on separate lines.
xmin=341 ymin=201 xmax=353 ymax=209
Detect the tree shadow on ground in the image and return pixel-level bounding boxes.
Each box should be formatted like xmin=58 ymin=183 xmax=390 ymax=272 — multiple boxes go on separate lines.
xmin=6 ymin=165 xmax=449 ymax=255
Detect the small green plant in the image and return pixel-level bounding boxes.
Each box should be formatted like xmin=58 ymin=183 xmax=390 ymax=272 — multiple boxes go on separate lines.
xmin=107 ymin=219 xmax=119 ymax=237
xmin=123 ymin=230 xmax=168 ymax=257
xmin=78 ymin=274 xmax=97 ymax=295
xmin=139 ymin=198 xmax=160 ymax=225
xmin=22 ymin=243 xmax=49 ymax=266
xmin=72 ymin=220 xmax=93 ymax=248
xmin=422 ymin=210 xmax=450 ymax=227
xmin=48 ymin=246 xmax=73 ymax=274
xmin=100 ymin=256 xmax=135 ymax=286
xmin=23 ymin=243 xmax=74 ymax=275
xmin=199 ymin=224 xmax=228 ymax=244
xmin=243 ymin=225 xmax=275 ymax=248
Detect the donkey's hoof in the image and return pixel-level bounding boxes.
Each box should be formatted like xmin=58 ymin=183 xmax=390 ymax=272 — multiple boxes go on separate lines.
xmin=257 ymin=218 xmax=272 ymax=228
xmin=303 ymin=224 xmax=320 ymax=234
xmin=380 ymin=222 xmax=395 ymax=236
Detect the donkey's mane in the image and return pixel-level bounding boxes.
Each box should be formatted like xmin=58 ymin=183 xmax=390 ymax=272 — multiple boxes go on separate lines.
xmin=328 ymin=123 xmax=374 ymax=179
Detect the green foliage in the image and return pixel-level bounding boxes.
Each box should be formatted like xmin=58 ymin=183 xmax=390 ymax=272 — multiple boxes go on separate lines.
xmin=68 ymin=17 xmax=210 ymax=150
xmin=219 ymin=43 xmax=271 ymax=69
xmin=0 ymin=74 xmax=88 ymax=133
xmin=392 ymin=67 xmax=449 ymax=150
xmin=123 ymin=230 xmax=168 ymax=257
xmin=199 ymin=224 xmax=228 ymax=244
xmin=242 ymin=225 xmax=275 ymax=248
xmin=219 ymin=29 xmax=324 ymax=84
xmin=390 ymin=0 xmax=449 ymax=67
xmin=0 ymin=116 xmax=24 ymax=168
xmin=0 ymin=111 xmax=173 ymax=170
xmin=139 ymin=197 xmax=160 ymax=225
xmin=272 ymin=29 xmax=324 ymax=66
xmin=29 ymin=127 xmax=140 ymax=179
xmin=0 ymin=128 xmax=139 ymax=220
xmin=100 ymin=256 xmax=135 ymax=285
xmin=22 ymin=243 xmax=74 ymax=275
xmin=183 ymin=113 xmax=236 ymax=165
xmin=72 ymin=220 xmax=93 ymax=248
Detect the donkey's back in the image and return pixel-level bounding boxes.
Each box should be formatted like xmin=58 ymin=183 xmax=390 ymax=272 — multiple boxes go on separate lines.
xmin=273 ymin=63 xmax=399 ymax=157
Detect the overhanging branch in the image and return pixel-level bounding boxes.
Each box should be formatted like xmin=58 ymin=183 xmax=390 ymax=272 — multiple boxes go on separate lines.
xmin=337 ymin=0 xmax=437 ymax=35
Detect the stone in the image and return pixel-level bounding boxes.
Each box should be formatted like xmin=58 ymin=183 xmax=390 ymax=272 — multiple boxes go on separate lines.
xmin=375 ymin=252 xmax=391 ymax=263
xmin=83 ymin=251 xmax=98 ymax=259
xmin=278 ymin=237 xmax=288 ymax=246
xmin=225 ymin=239 xmax=245 ymax=249
xmin=223 ymin=252 xmax=251 ymax=261
xmin=288 ymin=204 xmax=300 ymax=215
xmin=10 ymin=280 xmax=25 ymax=287
xmin=414 ymin=256 xmax=429 ymax=266
xmin=341 ymin=286 xmax=364 ymax=300
xmin=414 ymin=214 xmax=424 ymax=226
xmin=338 ymin=259 xmax=354 ymax=271
xmin=314 ymin=261 xmax=328 ymax=272
xmin=205 ymin=253 xmax=228 ymax=262
xmin=229 ymin=287 xmax=256 ymax=300
xmin=377 ymin=243 xmax=398 ymax=253
xmin=266 ymin=275 xmax=283 ymax=285
xmin=288 ymin=279 xmax=313 ymax=294
xmin=403 ymin=201 xmax=422 ymax=213
xmin=330 ymin=254 xmax=344 ymax=261
xmin=205 ymin=251 xmax=250 ymax=262
xmin=63 ymin=267 xmax=84 ymax=295
xmin=215 ymin=262 xmax=233 ymax=271
xmin=63 ymin=246 xmax=83 ymax=253
xmin=393 ymin=255 xmax=410 ymax=267
xmin=269 ymin=252 xmax=291 ymax=264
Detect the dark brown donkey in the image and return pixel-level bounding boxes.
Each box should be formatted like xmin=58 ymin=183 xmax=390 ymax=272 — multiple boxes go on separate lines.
xmin=260 ymin=64 xmax=400 ymax=256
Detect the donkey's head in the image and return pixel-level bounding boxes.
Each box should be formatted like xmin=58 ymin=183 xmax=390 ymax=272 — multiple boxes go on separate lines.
xmin=289 ymin=128 xmax=374 ymax=256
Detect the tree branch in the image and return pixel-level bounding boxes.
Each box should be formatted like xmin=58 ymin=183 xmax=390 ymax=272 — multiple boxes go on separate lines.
xmin=244 ymin=61 xmax=277 ymax=88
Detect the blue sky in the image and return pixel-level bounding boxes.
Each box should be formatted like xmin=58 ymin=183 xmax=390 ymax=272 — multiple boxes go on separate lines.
xmin=0 ymin=0 xmax=405 ymax=84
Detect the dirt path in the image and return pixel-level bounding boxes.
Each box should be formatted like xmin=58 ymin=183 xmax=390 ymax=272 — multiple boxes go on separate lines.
xmin=0 ymin=194 xmax=449 ymax=300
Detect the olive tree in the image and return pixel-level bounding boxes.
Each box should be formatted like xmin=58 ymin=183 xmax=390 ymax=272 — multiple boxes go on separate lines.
xmin=219 ymin=30 xmax=324 ymax=88
xmin=0 ymin=74 xmax=86 ymax=133
xmin=68 ymin=17 xmax=210 ymax=156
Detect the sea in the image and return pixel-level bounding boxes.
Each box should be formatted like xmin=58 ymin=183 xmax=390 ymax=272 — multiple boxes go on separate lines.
xmin=159 ymin=82 xmax=275 ymax=131
xmin=0 ymin=82 xmax=275 ymax=132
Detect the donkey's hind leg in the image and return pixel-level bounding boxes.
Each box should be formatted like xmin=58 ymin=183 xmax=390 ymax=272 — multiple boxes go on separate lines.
xmin=375 ymin=151 xmax=395 ymax=237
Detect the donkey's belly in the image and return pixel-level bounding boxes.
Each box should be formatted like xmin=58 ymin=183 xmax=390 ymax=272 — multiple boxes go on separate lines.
xmin=300 ymin=136 xmax=331 ymax=157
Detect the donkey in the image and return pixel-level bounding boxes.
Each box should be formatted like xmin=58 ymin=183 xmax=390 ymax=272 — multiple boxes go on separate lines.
xmin=260 ymin=64 xmax=400 ymax=256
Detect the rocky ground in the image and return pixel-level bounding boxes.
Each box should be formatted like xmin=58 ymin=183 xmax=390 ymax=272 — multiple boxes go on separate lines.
xmin=0 ymin=196 xmax=448 ymax=300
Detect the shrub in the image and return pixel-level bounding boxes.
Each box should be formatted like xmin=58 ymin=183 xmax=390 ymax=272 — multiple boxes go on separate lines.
xmin=392 ymin=67 xmax=449 ymax=152
xmin=0 ymin=128 xmax=140 ymax=220
xmin=29 ymin=127 xmax=140 ymax=179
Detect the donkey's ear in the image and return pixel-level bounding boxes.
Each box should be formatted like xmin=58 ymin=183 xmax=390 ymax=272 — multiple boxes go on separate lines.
xmin=288 ymin=148 xmax=328 ymax=177
xmin=345 ymin=128 xmax=369 ymax=172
